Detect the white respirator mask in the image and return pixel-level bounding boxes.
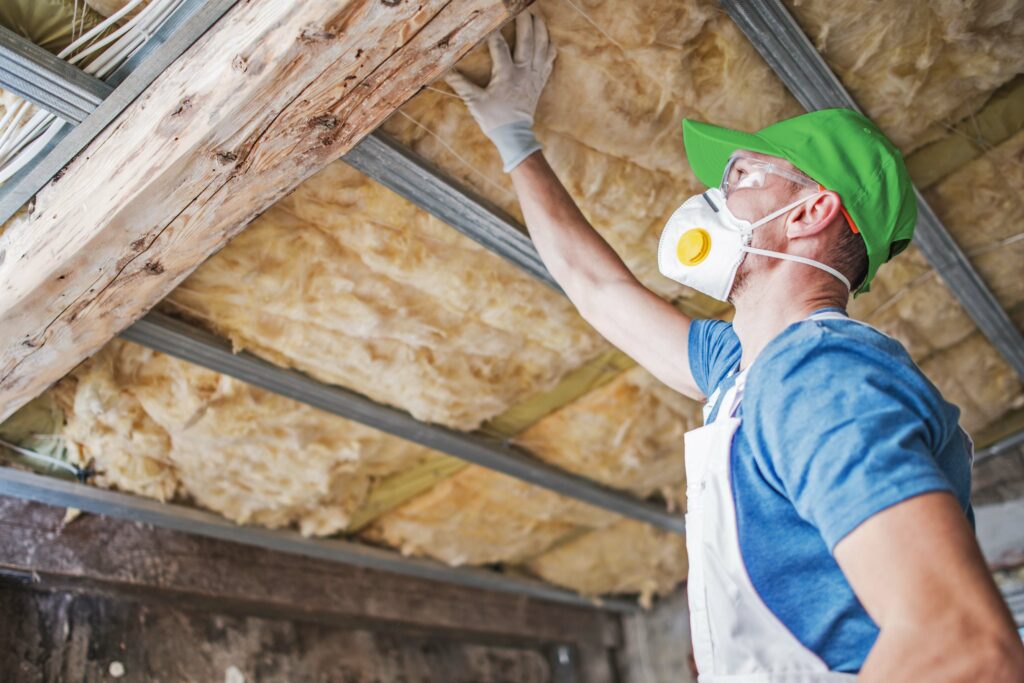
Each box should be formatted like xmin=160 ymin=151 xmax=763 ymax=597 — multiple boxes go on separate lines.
xmin=657 ymin=187 xmax=851 ymax=301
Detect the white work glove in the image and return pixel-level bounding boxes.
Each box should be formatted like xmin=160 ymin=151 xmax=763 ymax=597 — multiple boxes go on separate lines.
xmin=444 ymin=11 xmax=556 ymax=172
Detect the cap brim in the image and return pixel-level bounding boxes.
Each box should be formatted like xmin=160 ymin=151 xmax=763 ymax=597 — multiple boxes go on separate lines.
xmin=682 ymin=119 xmax=785 ymax=188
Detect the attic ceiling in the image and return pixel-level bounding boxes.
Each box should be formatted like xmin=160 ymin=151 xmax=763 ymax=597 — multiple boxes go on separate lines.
xmin=0 ymin=0 xmax=1022 ymax=607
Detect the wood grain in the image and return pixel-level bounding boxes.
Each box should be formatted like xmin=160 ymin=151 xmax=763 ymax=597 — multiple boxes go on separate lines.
xmin=0 ymin=495 xmax=621 ymax=649
xmin=0 ymin=0 xmax=531 ymax=421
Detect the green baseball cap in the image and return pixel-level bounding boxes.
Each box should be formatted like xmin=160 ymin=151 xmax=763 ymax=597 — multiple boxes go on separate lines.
xmin=682 ymin=108 xmax=916 ymax=293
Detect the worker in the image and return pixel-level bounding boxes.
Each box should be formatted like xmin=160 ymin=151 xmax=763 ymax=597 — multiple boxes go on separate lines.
xmin=445 ymin=12 xmax=1024 ymax=681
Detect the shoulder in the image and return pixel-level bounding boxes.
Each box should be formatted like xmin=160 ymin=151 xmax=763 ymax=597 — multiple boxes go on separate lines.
xmin=746 ymin=317 xmax=958 ymax=441
xmin=689 ymin=318 xmax=742 ymax=397
xmin=754 ymin=316 xmax=916 ymax=381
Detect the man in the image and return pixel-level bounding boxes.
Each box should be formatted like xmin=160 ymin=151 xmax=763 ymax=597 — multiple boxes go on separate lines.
xmin=446 ymin=12 xmax=1024 ymax=681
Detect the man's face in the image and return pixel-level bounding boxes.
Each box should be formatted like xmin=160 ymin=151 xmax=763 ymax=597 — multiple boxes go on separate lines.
xmin=725 ymin=151 xmax=815 ymax=299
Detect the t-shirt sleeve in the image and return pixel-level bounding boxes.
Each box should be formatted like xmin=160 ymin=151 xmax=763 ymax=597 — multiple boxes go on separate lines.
xmin=688 ymin=319 xmax=742 ymax=398
xmin=744 ymin=326 xmax=956 ymax=551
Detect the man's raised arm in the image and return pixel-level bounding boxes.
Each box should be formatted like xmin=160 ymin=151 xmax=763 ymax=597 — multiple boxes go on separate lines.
xmin=446 ymin=12 xmax=702 ymax=400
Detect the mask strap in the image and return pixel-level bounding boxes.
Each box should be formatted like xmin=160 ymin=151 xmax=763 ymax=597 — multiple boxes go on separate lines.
xmin=749 ymin=192 xmax=820 ymax=229
xmin=740 ymin=246 xmax=852 ymax=290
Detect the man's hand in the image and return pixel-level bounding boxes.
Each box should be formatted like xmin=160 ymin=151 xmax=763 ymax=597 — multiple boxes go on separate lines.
xmin=444 ymin=13 xmax=701 ymax=400
xmin=835 ymin=491 xmax=1024 ymax=681
xmin=445 ymin=11 xmax=556 ymax=172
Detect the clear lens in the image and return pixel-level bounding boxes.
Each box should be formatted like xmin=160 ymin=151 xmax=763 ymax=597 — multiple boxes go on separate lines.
xmin=721 ymin=152 xmax=817 ymax=198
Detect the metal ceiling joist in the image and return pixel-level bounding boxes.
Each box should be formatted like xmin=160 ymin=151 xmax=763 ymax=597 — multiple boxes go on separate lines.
xmin=344 ymin=132 xmax=560 ymax=291
xmin=975 ymin=428 xmax=1024 ymax=464
xmin=719 ymin=0 xmax=1024 ymax=382
xmin=0 ymin=466 xmax=638 ymax=613
xmin=0 ymin=26 xmax=111 ymax=124
xmin=0 ymin=0 xmax=239 ymax=226
xmin=121 ymin=313 xmax=687 ymax=535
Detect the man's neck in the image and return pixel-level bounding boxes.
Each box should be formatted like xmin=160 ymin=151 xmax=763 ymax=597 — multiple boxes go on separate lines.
xmin=731 ymin=273 xmax=848 ymax=370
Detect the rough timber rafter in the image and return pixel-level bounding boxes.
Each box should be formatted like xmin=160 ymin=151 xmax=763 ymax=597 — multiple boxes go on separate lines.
xmin=0 ymin=0 xmax=532 ymax=422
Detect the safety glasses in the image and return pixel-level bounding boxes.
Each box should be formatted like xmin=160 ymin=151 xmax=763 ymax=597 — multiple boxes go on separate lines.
xmin=720 ymin=151 xmax=819 ymax=199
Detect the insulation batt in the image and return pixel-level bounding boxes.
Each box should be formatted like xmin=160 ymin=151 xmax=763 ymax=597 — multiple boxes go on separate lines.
xmin=165 ymin=162 xmax=607 ymax=432
xmin=383 ymin=0 xmax=794 ymax=310
xmin=926 ymin=130 xmax=1024 ymax=334
xmin=786 ymin=0 xmax=1024 ymax=152
xmin=53 ymin=341 xmax=436 ymax=537
xmin=513 ymin=365 xmax=702 ymax=505
xmin=364 ymin=366 xmax=701 ymax=571
xmin=524 ymin=519 xmax=688 ymax=609
xmin=360 ymin=465 xmax=621 ymax=566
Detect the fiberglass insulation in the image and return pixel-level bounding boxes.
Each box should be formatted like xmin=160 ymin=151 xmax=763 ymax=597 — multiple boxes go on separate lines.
xmin=6 ymin=0 xmax=1024 ymax=602
xmin=524 ymin=519 xmax=688 ymax=607
xmin=360 ymin=465 xmax=621 ymax=566
xmin=53 ymin=340 xmax=437 ymax=537
xmin=363 ymin=363 xmax=701 ymax=568
xmin=384 ymin=0 xmax=796 ymax=313
xmin=163 ymin=161 xmax=607 ymax=432
xmin=786 ymin=0 xmax=1024 ymax=152
xmin=926 ymin=129 xmax=1024 ymax=334
xmin=512 ymin=365 xmax=702 ymax=504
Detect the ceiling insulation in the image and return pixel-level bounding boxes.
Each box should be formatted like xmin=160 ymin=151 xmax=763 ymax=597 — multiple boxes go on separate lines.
xmin=0 ymin=0 xmax=105 ymax=54
xmin=53 ymin=340 xmax=436 ymax=537
xmin=383 ymin=0 xmax=796 ymax=308
xmin=524 ymin=519 xmax=688 ymax=608
xmin=925 ymin=129 xmax=1024 ymax=333
xmin=361 ymin=465 xmax=620 ymax=566
xmin=163 ymin=161 xmax=608 ymax=432
xmin=512 ymin=365 xmax=701 ymax=504
xmin=2 ymin=0 xmax=1023 ymax=604
xmin=786 ymin=0 xmax=1024 ymax=152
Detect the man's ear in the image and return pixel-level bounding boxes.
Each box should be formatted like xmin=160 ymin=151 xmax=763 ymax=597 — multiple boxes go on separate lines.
xmin=786 ymin=191 xmax=841 ymax=239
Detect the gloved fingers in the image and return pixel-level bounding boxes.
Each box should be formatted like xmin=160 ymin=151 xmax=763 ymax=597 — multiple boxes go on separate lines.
xmin=531 ymin=12 xmax=550 ymax=67
xmin=513 ymin=11 xmax=534 ymax=66
xmin=540 ymin=45 xmax=556 ymax=84
xmin=444 ymin=70 xmax=483 ymax=100
xmin=546 ymin=42 xmax=557 ymax=70
xmin=487 ymin=31 xmax=514 ymax=80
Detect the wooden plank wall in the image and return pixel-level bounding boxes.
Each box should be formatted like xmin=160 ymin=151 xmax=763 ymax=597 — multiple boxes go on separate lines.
xmin=0 ymin=496 xmax=621 ymax=682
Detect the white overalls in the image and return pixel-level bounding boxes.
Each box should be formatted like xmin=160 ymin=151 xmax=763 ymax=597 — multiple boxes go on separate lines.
xmin=684 ymin=311 xmax=858 ymax=682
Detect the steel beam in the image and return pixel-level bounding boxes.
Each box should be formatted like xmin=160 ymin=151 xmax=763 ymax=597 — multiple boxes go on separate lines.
xmin=0 ymin=466 xmax=638 ymax=612
xmin=0 ymin=0 xmax=239 ymax=226
xmin=0 ymin=26 xmax=112 ymax=124
xmin=719 ymin=0 xmax=1024 ymax=381
xmin=975 ymin=428 xmax=1024 ymax=464
xmin=345 ymin=131 xmax=560 ymax=291
xmin=120 ymin=312 xmax=687 ymax=535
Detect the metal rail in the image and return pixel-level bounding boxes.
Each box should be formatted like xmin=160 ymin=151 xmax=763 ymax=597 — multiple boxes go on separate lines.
xmin=121 ymin=312 xmax=687 ymax=534
xmin=344 ymin=132 xmax=560 ymax=291
xmin=975 ymin=428 xmax=1024 ymax=464
xmin=719 ymin=0 xmax=1024 ymax=381
xmin=0 ymin=0 xmax=239 ymax=225
xmin=0 ymin=27 xmax=112 ymax=124
xmin=0 ymin=466 xmax=638 ymax=613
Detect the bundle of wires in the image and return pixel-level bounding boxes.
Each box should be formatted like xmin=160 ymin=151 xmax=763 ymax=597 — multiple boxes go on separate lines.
xmin=0 ymin=0 xmax=184 ymax=184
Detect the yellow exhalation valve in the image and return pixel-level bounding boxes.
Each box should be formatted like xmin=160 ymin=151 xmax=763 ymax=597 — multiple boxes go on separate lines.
xmin=676 ymin=228 xmax=711 ymax=266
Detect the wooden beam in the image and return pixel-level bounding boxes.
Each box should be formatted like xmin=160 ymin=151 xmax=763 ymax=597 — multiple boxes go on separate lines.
xmin=0 ymin=584 xmax=568 ymax=683
xmin=0 ymin=494 xmax=622 ymax=648
xmin=0 ymin=0 xmax=531 ymax=422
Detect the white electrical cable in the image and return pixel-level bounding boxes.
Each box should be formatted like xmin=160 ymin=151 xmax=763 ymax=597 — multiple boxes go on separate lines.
xmin=0 ymin=0 xmax=184 ymax=186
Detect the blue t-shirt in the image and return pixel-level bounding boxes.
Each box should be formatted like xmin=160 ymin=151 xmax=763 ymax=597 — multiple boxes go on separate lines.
xmin=688 ymin=308 xmax=974 ymax=672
